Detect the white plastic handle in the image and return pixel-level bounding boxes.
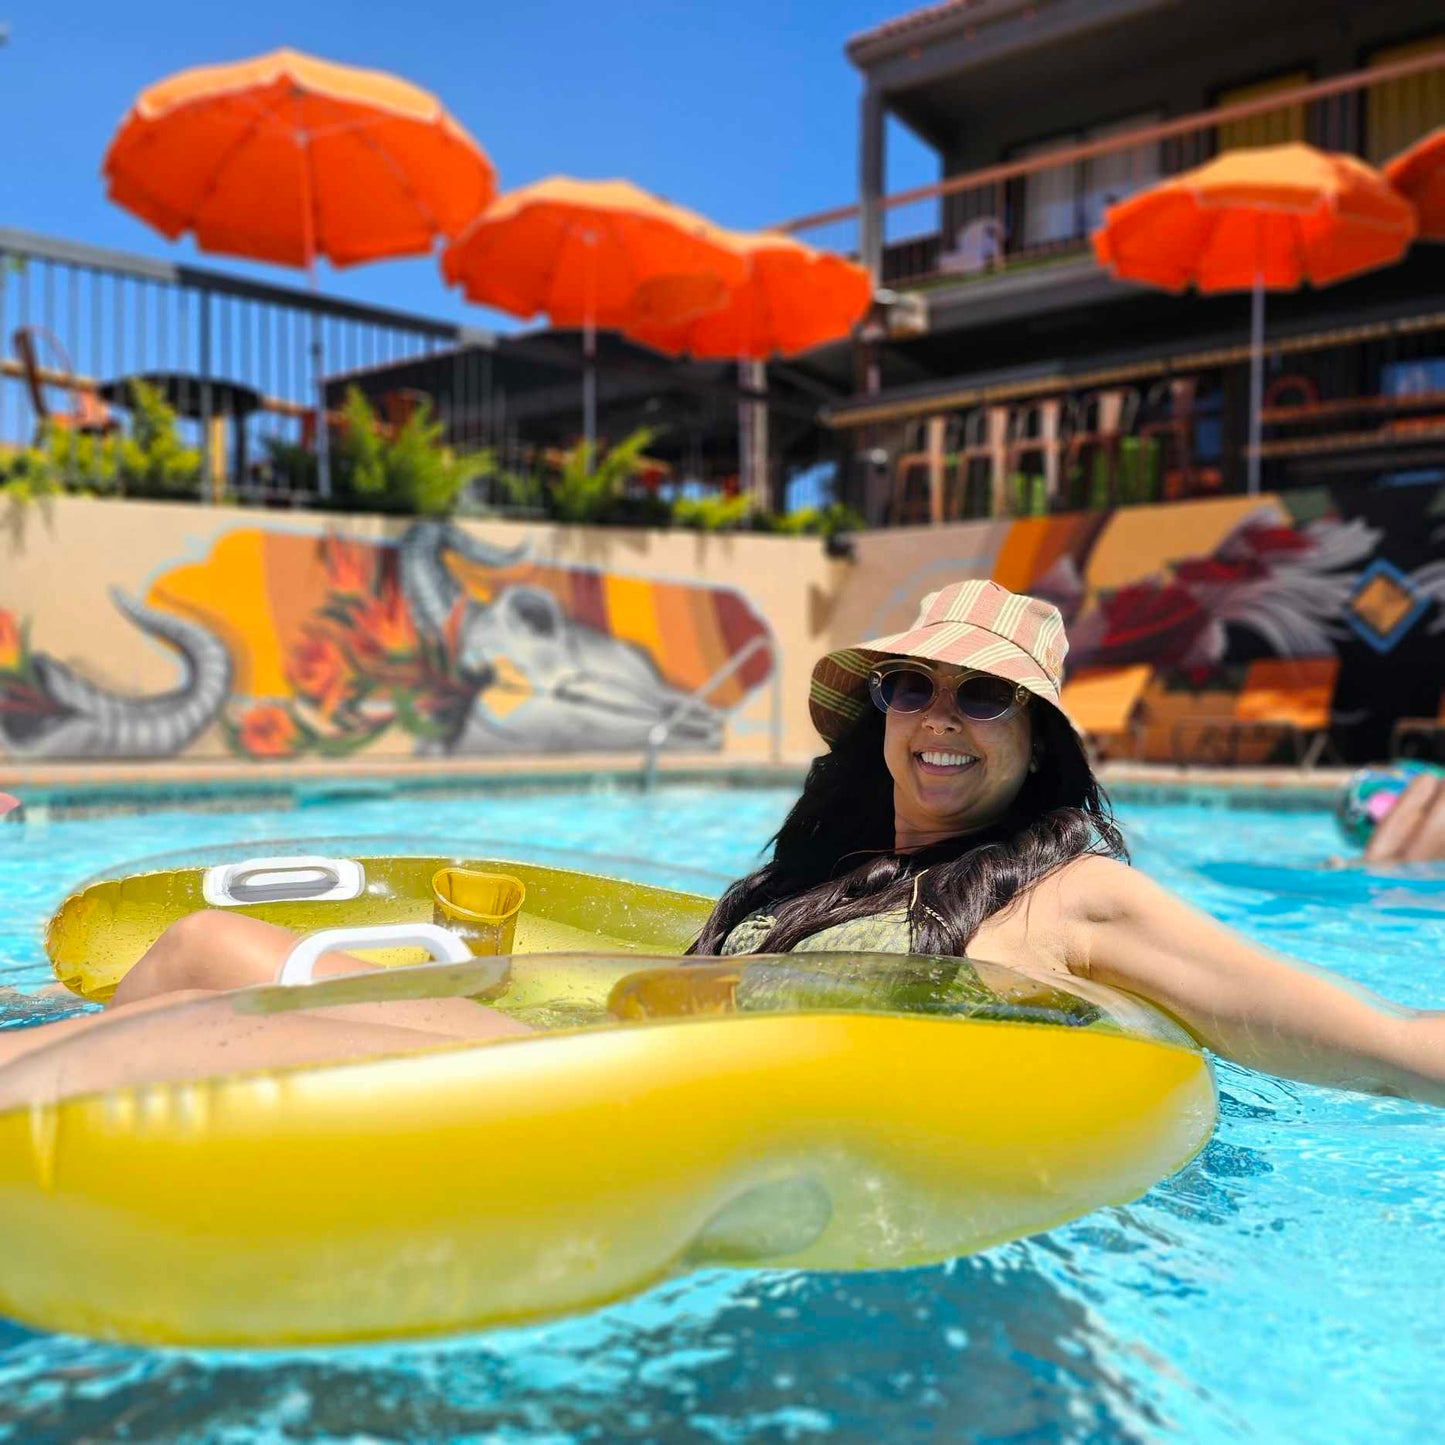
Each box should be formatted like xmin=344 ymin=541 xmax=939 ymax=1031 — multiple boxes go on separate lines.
xmin=203 ymin=855 xmax=365 ymax=907
xmin=277 ymin=923 xmax=474 ymax=987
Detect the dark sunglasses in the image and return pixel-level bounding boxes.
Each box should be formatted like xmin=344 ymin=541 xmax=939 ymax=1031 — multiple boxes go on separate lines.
xmin=868 ymin=661 xmax=1027 ymax=724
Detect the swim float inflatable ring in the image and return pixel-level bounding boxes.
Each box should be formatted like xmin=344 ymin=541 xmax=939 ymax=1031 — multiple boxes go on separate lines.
xmin=0 ymin=847 xmax=1217 ymax=1347
xmin=46 ymin=840 xmax=715 ymax=1002
xmin=1335 ymin=761 xmax=1443 ymax=848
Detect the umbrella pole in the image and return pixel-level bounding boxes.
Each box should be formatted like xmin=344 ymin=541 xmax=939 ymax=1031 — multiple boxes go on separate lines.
xmin=582 ymin=231 xmax=598 ymax=453
xmin=309 ymin=266 xmax=332 ymax=502
xmin=295 ymin=101 xmax=331 ymax=502
xmin=1247 ymin=272 xmax=1263 ymax=496
xmin=583 ymin=320 xmax=597 ymax=453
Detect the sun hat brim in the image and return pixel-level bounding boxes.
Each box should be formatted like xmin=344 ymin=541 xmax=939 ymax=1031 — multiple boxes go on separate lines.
xmin=809 ymin=622 xmax=1065 ymax=743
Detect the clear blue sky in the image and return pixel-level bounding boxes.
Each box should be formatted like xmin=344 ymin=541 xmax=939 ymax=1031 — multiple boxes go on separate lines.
xmin=0 ymin=0 xmax=935 ymax=328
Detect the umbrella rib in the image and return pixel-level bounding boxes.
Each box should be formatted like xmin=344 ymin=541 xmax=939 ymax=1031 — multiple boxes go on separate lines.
xmin=336 ymin=116 xmax=447 ymax=240
xmin=173 ymin=99 xmax=281 ymax=249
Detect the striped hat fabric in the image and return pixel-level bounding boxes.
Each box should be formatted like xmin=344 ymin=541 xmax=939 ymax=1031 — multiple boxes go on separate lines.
xmin=809 ymin=580 xmax=1068 ymax=742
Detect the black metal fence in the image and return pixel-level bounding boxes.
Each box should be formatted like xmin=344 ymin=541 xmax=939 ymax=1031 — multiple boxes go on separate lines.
xmin=0 ymin=227 xmax=494 ymax=507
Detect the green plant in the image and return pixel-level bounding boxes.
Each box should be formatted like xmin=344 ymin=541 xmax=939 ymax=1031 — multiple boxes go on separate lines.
xmin=1009 ymin=472 xmax=1049 ymax=517
xmin=0 ymin=444 xmax=63 ymax=500
xmin=1115 ymin=436 xmax=1162 ymax=505
xmin=489 ymin=463 xmax=547 ymax=513
xmin=1089 ymin=448 xmax=1111 ymax=511
xmin=334 ymin=388 xmax=491 ymax=516
xmin=112 ymin=379 xmax=202 ymax=498
xmin=759 ymin=501 xmax=866 ymax=537
xmin=673 ymin=492 xmax=757 ymax=532
xmin=549 ymin=427 xmax=659 ymax=524
xmin=0 ymin=380 xmax=201 ymax=500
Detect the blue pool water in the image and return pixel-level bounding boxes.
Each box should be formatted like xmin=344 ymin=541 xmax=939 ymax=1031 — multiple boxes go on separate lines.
xmin=0 ymin=785 xmax=1440 ymax=1443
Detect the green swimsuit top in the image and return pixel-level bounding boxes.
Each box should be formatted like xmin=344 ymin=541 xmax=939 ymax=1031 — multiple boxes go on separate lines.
xmin=720 ymin=907 xmax=914 ymax=957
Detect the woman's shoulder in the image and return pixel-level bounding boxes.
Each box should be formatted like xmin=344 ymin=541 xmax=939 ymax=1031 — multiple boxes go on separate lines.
xmin=981 ymin=854 xmax=1142 ymax=939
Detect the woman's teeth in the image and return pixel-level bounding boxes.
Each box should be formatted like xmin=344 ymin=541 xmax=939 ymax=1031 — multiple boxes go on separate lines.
xmin=918 ymin=751 xmax=977 ymax=769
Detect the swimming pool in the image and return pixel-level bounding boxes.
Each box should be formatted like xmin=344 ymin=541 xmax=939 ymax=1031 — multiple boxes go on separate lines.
xmin=0 ymin=785 xmax=1439 ymax=1442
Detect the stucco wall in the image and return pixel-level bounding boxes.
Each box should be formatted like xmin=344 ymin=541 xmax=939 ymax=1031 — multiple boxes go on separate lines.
xmin=2 ymin=480 xmax=1440 ymax=767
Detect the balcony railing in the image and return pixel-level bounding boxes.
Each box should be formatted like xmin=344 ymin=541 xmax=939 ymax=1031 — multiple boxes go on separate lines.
xmin=839 ymin=309 xmax=1445 ymax=524
xmin=0 ymin=228 xmax=492 ymax=507
xmin=781 ymin=49 xmax=1445 ymax=291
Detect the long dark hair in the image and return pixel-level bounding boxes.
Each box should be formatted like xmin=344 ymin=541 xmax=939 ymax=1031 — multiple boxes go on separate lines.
xmin=690 ymin=699 xmax=1127 ymax=957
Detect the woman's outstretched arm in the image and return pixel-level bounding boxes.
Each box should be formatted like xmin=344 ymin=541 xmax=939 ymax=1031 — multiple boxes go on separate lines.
xmin=1063 ymin=856 xmax=1445 ymax=1106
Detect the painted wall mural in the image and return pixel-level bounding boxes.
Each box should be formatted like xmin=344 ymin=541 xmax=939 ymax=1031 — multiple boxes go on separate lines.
xmin=2 ymin=481 xmax=1439 ymax=766
xmin=0 ymin=521 xmax=776 ymax=761
xmin=839 ymin=481 xmax=1444 ymax=762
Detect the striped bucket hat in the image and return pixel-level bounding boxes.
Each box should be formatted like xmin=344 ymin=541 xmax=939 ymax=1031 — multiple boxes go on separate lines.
xmin=809 ymin=580 xmax=1068 ymax=742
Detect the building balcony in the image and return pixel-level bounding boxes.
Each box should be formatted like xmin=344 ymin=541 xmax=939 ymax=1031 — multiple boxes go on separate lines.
xmin=784 ymin=47 xmax=1445 ymax=315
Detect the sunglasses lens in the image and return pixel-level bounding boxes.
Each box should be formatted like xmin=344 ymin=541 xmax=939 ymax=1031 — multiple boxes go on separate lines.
xmin=955 ymin=675 xmax=1019 ymax=721
xmin=874 ymin=668 xmax=936 ymax=714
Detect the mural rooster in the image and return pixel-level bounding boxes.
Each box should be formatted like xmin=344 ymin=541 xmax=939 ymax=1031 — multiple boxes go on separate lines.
xmin=1065 ymin=508 xmax=1383 ymax=676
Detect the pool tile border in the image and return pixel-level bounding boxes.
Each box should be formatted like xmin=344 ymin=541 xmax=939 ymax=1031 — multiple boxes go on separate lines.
xmin=0 ymin=756 xmax=1352 ymax=820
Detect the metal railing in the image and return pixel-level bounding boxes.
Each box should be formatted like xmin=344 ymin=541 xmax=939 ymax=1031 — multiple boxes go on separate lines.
xmin=641 ymin=633 xmax=783 ymax=788
xmin=779 ymin=49 xmax=1445 ymax=290
xmin=0 ymin=228 xmax=494 ymax=506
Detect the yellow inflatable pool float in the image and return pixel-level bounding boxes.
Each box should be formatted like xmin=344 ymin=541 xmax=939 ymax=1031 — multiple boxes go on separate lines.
xmin=0 ymin=843 xmax=1217 ymax=1347
xmin=46 ymin=843 xmax=715 ymax=1003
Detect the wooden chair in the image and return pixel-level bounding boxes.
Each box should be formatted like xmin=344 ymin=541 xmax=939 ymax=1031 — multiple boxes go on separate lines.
xmin=1140 ymin=377 xmax=1198 ymax=499
xmin=1065 ymin=388 xmax=1141 ymax=508
xmin=945 ymin=405 xmax=1010 ymax=519
xmin=1391 ymin=689 xmax=1445 ymax=761
xmin=1173 ymin=657 xmax=1340 ymax=767
xmin=890 ymin=416 xmax=963 ymax=525
xmin=1005 ymin=397 xmax=1069 ymax=512
xmin=1061 ymin=664 xmax=1152 ymax=761
xmin=12 ymin=327 xmax=117 ymax=437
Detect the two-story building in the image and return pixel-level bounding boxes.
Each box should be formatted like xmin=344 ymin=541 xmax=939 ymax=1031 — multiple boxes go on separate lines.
xmin=804 ymin=0 xmax=1445 ymax=524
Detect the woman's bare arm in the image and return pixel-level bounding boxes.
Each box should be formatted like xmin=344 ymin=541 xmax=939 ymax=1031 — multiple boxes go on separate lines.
xmin=1062 ymin=856 xmax=1445 ymax=1105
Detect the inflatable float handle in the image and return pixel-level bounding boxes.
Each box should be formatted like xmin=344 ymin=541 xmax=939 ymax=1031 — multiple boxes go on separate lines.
xmin=277 ymin=924 xmax=475 ymax=987
xmin=203 ymin=855 xmax=366 ymax=907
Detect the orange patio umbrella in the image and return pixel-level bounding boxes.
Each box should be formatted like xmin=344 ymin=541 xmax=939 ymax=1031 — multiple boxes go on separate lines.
xmin=626 ymin=229 xmax=872 ymax=509
xmin=1385 ymin=127 xmax=1445 ymax=240
xmin=626 ymin=229 xmax=873 ymax=361
xmin=441 ymin=178 xmax=748 ymax=446
xmin=104 ymin=48 xmax=497 ymax=494
xmin=1093 ymin=144 xmax=1416 ymax=493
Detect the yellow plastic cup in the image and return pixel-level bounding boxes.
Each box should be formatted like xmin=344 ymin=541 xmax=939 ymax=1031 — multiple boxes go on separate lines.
xmin=431 ymin=868 xmax=526 ymax=956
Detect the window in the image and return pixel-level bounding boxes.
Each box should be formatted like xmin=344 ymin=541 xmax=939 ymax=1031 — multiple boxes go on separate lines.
xmin=1083 ymin=115 xmax=1163 ymax=233
xmin=1216 ymin=71 xmax=1310 ymax=151
xmin=1018 ymin=135 xmax=1082 ymax=250
xmin=1015 ymin=114 xmax=1161 ymax=251
xmin=1367 ymin=36 xmax=1445 ymax=164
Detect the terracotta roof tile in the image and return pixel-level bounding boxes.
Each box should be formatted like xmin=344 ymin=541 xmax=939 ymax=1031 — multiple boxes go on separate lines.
xmin=847 ymin=0 xmax=992 ymax=61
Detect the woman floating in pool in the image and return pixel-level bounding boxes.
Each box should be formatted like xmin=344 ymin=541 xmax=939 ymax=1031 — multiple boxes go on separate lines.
xmin=0 ymin=582 xmax=1441 ymax=1107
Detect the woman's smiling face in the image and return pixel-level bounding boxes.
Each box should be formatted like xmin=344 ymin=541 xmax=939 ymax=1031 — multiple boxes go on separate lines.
xmin=880 ymin=661 xmax=1035 ymax=851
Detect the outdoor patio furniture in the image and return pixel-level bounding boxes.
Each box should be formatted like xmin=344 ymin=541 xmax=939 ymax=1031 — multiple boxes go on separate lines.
xmin=890 ymin=415 xmax=959 ymax=524
xmin=1172 ymin=656 xmax=1341 ymax=767
xmin=946 ymin=404 xmax=1010 ymax=519
xmin=937 ymin=217 xmax=1006 ymax=277
xmin=1140 ymin=377 xmax=1198 ymax=499
xmin=1390 ymin=689 xmax=1445 ymax=761
xmin=1261 ymin=373 xmax=1320 ymax=411
xmin=100 ymin=371 xmax=264 ymax=499
xmin=1005 ymin=396 xmax=1069 ymax=511
xmin=1060 ymin=664 xmax=1152 ymax=761
xmin=11 ymin=327 xmax=117 ymax=437
xmin=1064 ymin=387 xmax=1141 ymax=507
xmin=1256 ymin=386 xmax=1445 ymax=480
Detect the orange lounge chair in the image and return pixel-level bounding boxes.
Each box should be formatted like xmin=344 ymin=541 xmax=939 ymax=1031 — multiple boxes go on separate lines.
xmin=1060 ymin=664 xmax=1152 ymax=760
xmin=1175 ymin=656 xmax=1340 ymax=767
